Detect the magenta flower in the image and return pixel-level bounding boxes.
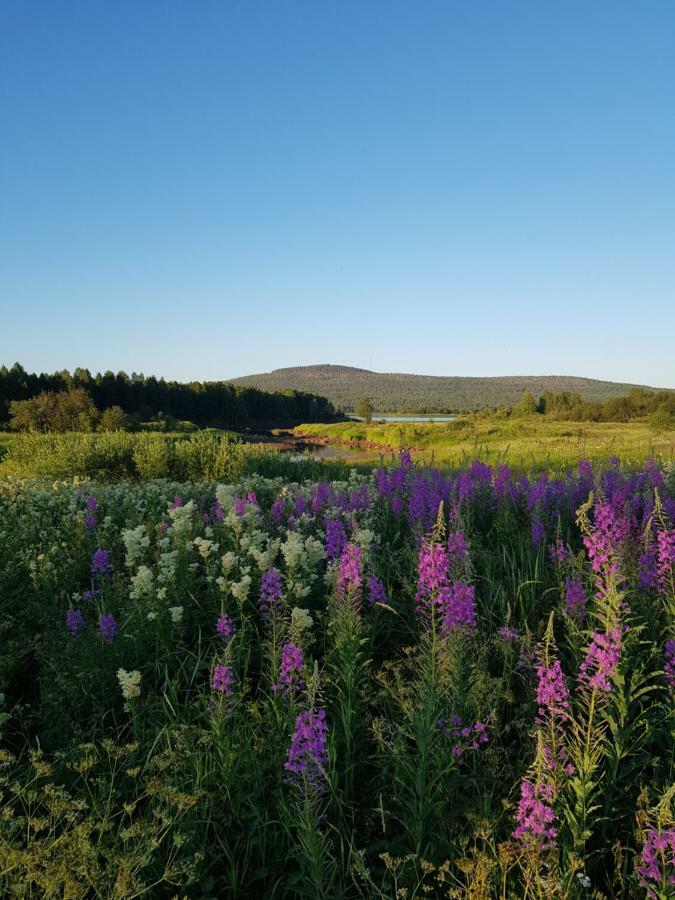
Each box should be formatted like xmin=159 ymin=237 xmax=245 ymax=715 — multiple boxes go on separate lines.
xmin=336 ymin=543 xmax=362 ymax=601
xmin=259 ymin=568 xmax=283 ymax=613
xmin=564 ymin=577 xmax=586 ymax=622
xmin=578 ymin=628 xmax=622 ymax=693
xmin=513 ymin=778 xmax=558 ymax=846
xmin=637 ymin=826 xmax=675 ymax=895
xmin=272 ymin=642 xmax=304 ymax=695
xmin=498 ymin=625 xmax=518 ymax=642
xmin=216 ymin=614 xmax=235 ymax=642
xmin=285 ymin=708 xmax=328 ymax=792
xmin=367 ymin=575 xmax=388 ymax=606
xmin=271 ymin=497 xmax=285 ymax=524
xmin=535 ymin=658 xmax=570 ymax=725
xmin=211 ymin=664 xmax=234 ymax=694
xmin=656 ymin=528 xmax=674 ymax=593
xmin=415 ymin=540 xmax=450 ymax=616
xmin=442 ymin=581 xmax=477 ymax=635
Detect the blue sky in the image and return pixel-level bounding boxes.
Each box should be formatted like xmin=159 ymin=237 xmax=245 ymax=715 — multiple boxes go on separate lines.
xmin=1 ymin=1 xmax=673 ymax=386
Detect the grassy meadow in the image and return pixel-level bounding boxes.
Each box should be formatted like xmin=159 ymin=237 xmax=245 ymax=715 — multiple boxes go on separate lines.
xmin=296 ymin=417 xmax=675 ymax=469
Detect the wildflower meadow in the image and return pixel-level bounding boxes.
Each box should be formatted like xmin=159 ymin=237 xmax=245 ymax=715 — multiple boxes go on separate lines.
xmin=0 ymin=454 xmax=673 ymax=897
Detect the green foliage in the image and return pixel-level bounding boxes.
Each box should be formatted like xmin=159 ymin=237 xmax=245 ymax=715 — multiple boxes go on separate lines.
xmin=355 ymin=396 xmax=374 ymax=423
xmin=9 ymin=387 xmax=100 ymax=433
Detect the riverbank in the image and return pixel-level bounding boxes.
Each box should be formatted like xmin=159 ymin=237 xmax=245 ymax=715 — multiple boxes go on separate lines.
xmin=294 ymin=417 xmax=675 ymax=468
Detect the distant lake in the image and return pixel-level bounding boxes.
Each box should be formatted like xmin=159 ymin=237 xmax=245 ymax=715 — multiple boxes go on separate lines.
xmin=348 ymin=415 xmax=455 ymax=423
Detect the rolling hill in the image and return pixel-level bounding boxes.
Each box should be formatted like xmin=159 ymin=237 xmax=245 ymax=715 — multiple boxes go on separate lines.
xmin=228 ymin=365 xmax=663 ymax=414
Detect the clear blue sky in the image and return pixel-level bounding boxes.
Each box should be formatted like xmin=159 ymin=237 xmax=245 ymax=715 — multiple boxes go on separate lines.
xmin=1 ymin=1 xmax=673 ymax=386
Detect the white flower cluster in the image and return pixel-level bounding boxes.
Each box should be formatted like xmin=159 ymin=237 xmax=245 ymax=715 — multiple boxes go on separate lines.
xmin=130 ymin=564 xmax=154 ymax=600
xmin=116 ymin=668 xmax=141 ymax=700
xmin=122 ymin=525 xmax=149 ymax=570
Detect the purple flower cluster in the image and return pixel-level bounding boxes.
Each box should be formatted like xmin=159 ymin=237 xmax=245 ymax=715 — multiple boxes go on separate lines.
xmin=583 ymin=500 xmax=628 ymax=581
xmin=84 ymin=494 xmax=97 ymax=529
xmin=638 ymin=549 xmax=659 ymax=591
xmin=98 ymin=614 xmax=117 ymax=645
xmin=284 ymin=708 xmax=328 ymax=792
xmin=564 ymin=577 xmax=586 ymax=622
xmin=325 ymin=519 xmax=347 ymax=560
xmin=416 ymin=539 xmax=476 ymax=635
xmin=91 ymin=548 xmax=110 ymax=577
xmin=216 ymin=614 xmax=235 ymax=642
xmin=271 ymin=497 xmax=285 ymax=524
xmin=513 ymin=778 xmax=558 ymax=846
xmin=656 ymin=528 xmax=674 ymax=592
xmin=637 ymin=826 xmax=675 ymax=895
xmin=439 ymin=715 xmax=488 ymax=761
xmin=272 ymin=642 xmax=304 ymax=695
xmin=442 ymin=581 xmax=477 ymax=635
xmin=259 ymin=568 xmax=283 ymax=613
xmin=211 ymin=664 xmax=234 ymax=694
xmin=534 ymin=658 xmax=570 ymax=726
xmin=578 ymin=628 xmax=622 ymax=693
xmin=66 ymin=608 xmax=84 ymax=637
xmin=336 ymin=543 xmax=363 ymax=601
xmin=497 ymin=625 xmax=518 ymax=642
xmin=367 ymin=575 xmax=388 ymax=606
xmin=234 ymin=491 xmax=257 ymax=516
xmin=549 ymin=539 xmax=569 ymax=565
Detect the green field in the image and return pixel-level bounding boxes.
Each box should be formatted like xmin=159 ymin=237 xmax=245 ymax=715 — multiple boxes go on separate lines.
xmin=296 ymin=416 xmax=675 ymax=468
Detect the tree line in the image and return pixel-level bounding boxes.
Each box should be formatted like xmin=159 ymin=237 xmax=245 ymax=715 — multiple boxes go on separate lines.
xmin=0 ymin=363 xmax=339 ymax=432
xmin=505 ymin=388 xmax=675 ymax=425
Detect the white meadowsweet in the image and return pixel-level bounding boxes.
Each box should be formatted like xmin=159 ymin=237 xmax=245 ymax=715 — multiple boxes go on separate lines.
xmin=168 ymin=605 xmax=184 ymax=624
xmin=168 ymin=500 xmax=195 ymax=537
xmin=291 ymin=607 xmax=313 ymax=632
xmin=130 ymin=564 xmax=154 ymax=600
xmin=122 ymin=525 xmax=150 ymax=570
xmin=194 ymin=536 xmax=217 ymax=560
xmin=117 ymin=668 xmax=141 ymax=700
xmin=231 ymin=574 xmax=252 ymax=604
xmin=157 ymin=549 xmax=179 ymax=584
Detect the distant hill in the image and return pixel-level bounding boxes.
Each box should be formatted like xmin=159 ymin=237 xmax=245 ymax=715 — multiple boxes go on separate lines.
xmin=228 ymin=365 xmax=663 ymax=414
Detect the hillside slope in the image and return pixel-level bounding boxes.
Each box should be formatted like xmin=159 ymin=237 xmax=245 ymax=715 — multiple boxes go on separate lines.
xmin=228 ymin=364 xmax=662 ymax=413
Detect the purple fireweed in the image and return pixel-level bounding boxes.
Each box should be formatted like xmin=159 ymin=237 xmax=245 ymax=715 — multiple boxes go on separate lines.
xmin=564 ymin=578 xmax=586 ymax=622
xmin=498 ymin=625 xmax=518 ymax=642
xmin=442 ymin=581 xmax=477 ymax=635
xmin=438 ymin=716 xmax=488 ymax=762
xmin=216 ymin=614 xmax=235 ymax=642
xmin=531 ymin=519 xmax=545 ymax=547
xmin=325 ymin=519 xmax=347 ymax=560
xmin=272 ymin=642 xmax=304 ymax=695
xmin=535 ymin=658 xmax=571 ymax=726
xmin=211 ymin=664 xmax=234 ymax=695
xmin=415 ymin=540 xmax=450 ymax=616
xmin=271 ymin=497 xmax=285 ymax=524
xmin=513 ymin=778 xmax=558 ymax=846
xmin=638 ymin=549 xmax=659 ymax=591
xmin=91 ymin=549 xmax=111 ymax=577
xmin=84 ymin=494 xmax=97 ymax=528
xmin=211 ymin=500 xmax=224 ymax=523
xmin=83 ymin=588 xmax=101 ymax=603
xmin=66 ymin=608 xmax=85 ymax=637
xmin=170 ymin=496 xmax=183 ymax=509
xmin=578 ymin=628 xmax=622 ymax=693
xmin=367 ymin=575 xmax=388 ymax=606
xmin=336 ymin=543 xmax=362 ymax=601
xmin=98 ymin=614 xmax=117 ymax=645
xmin=656 ymin=528 xmax=674 ymax=593
xmin=549 ymin=539 xmax=569 ymax=565
xmin=259 ymin=568 xmax=283 ymax=613
xmin=447 ymin=530 xmax=468 ymax=567
xmin=637 ymin=826 xmax=675 ymax=896
xmin=583 ymin=500 xmax=628 ymax=581
xmin=284 ymin=708 xmax=328 ymax=793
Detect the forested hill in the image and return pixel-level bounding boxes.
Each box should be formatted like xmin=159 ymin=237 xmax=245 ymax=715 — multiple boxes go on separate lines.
xmin=229 ymin=365 xmax=661 ymax=414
